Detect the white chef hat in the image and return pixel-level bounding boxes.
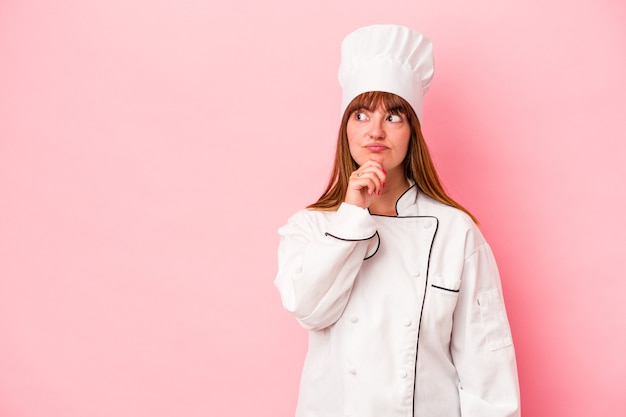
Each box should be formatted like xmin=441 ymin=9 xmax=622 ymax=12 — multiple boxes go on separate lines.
xmin=338 ymin=24 xmax=435 ymax=122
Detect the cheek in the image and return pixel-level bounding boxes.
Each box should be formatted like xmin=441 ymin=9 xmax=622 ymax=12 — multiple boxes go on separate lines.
xmin=346 ymin=126 xmax=362 ymax=159
xmin=347 ymin=139 xmax=363 ymax=164
xmin=391 ymin=129 xmax=410 ymax=155
xmin=400 ymin=137 xmax=410 ymax=155
xmin=346 ymin=122 xmax=357 ymax=143
xmin=399 ymin=129 xmax=411 ymax=154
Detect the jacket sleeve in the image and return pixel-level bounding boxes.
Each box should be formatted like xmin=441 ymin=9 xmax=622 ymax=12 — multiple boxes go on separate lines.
xmin=451 ymin=243 xmax=521 ymax=417
xmin=274 ymin=203 xmax=378 ymax=330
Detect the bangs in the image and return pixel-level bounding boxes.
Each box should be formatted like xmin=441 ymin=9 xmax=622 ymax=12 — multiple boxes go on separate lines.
xmin=345 ymin=91 xmax=411 ymax=115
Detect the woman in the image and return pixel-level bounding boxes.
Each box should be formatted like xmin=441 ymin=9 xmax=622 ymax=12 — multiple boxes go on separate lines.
xmin=275 ymin=24 xmax=520 ymax=417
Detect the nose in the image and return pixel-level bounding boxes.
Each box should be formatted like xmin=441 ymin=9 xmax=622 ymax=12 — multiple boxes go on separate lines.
xmin=367 ymin=115 xmax=386 ymax=139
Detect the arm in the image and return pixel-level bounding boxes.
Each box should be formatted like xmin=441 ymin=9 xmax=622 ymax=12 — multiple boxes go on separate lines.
xmin=274 ymin=203 xmax=378 ymax=330
xmin=451 ymin=244 xmax=521 ymax=417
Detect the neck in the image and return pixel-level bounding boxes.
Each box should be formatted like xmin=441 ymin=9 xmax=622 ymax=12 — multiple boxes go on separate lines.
xmin=368 ymin=168 xmax=410 ymax=216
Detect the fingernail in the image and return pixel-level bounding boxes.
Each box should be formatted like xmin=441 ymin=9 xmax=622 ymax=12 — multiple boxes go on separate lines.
xmin=382 ymin=182 xmax=386 ymax=189
xmin=383 ymin=169 xmax=387 ymax=174
xmin=377 ymin=190 xmax=381 ymax=196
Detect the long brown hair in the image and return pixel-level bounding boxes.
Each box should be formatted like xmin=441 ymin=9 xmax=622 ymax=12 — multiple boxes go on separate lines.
xmin=307 ymin=91 xmax=478 ymax=224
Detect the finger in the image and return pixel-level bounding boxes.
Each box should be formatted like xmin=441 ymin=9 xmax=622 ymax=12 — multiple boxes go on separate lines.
xmin=361 ymin=159 xmax=383 ymax=170
xmin=355 ymin=162 xmax=384 ymax=177
xmin=355 ymin=172 xmax=382 ymax=195
xmin=356 ymin=167 xmax=385 ymax=188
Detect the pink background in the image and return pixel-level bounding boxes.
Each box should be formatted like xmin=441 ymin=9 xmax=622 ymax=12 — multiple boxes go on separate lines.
xmin=1 ymin=0 xmax=625 ymax=416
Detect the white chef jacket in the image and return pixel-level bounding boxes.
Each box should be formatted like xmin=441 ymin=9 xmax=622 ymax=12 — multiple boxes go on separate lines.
xmin=275 ymin=184 xmax=520 ymax=417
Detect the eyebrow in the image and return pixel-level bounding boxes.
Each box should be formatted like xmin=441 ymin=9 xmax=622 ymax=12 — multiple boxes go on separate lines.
xmin=355 ymin=104 xmax=406 ymax=113
xmin=385 ymin=105 xmax=405 ymax=114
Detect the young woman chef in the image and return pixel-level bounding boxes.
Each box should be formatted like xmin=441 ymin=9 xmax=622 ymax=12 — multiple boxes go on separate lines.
xmin=275 ymin=24 xmax=521 ymax=417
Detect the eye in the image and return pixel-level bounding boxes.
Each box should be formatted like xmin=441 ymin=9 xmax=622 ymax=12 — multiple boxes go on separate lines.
xmin=387 ymin=114 xmax=403 ymax=122
xmin=354 ymin=111 xmax=368 ymax=121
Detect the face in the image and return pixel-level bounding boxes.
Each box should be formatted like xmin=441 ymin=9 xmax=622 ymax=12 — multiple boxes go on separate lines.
xmin=346 ymin=105 xmax=411 ymax=173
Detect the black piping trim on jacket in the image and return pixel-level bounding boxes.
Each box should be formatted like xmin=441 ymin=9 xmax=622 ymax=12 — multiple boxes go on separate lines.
xmin=395 ymin=183 xmax=417 ymax=216
xmin=431 ymin=284 xmax=459 ymax=293
xmin=412 ymin=216 xmax=439 ymax=416
xmin=366 ymin=183 xmax=417 ymax=218
xmin=324 ymin=231 xmax=380 ymax=260
xmin=324 ymin=231 xmax=377 ymax=242
xmin=364 ymin=231 xmax=380 ymax=260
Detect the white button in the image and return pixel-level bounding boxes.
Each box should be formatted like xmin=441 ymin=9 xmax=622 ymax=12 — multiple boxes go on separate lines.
xmin=400 ymin=370 xmax=408 ymax=378
xmin=402 ymin=318 xmax=412 ymax=327
xmin=347 ymin=367 xmax=357 ymax=375
xmin=350 ymin=315 xmax=359 ymax=323
xmin=424 ymin=221 xmax=432 ymax=229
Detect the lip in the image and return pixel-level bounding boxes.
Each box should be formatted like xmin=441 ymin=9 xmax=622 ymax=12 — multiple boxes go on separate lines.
xmin=364 ymin=144 xmax=389 ymax=152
